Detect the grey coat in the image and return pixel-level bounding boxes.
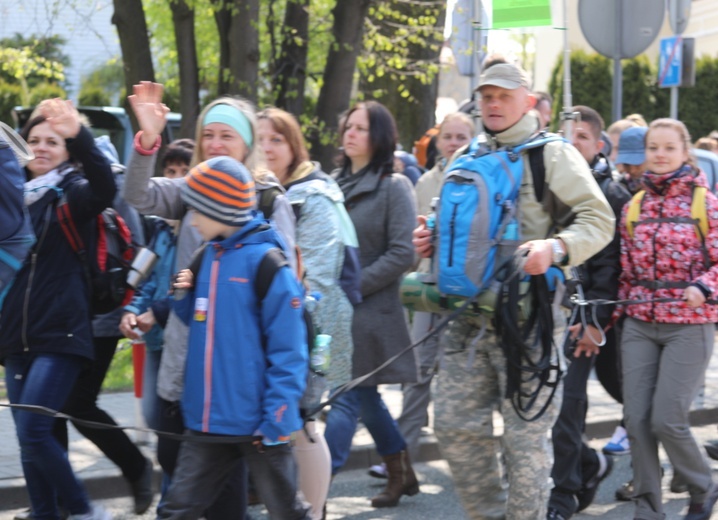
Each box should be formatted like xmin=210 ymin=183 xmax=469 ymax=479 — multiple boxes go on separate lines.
xmin=339 ymin=168 xmax=419 ymax=386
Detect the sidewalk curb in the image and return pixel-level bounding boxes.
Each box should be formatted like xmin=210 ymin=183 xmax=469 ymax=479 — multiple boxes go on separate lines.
xmin=4 ymin=408 xmax=715 ymax=510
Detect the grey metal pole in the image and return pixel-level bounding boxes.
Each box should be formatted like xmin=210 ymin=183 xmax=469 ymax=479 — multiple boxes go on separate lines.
xmin=670 ymin=85 xmax=678 ymax=119
xmin=612 ymin=0 xmax=623 ymax=122
xmin=562 ymin=0 xmax=573 ymax=136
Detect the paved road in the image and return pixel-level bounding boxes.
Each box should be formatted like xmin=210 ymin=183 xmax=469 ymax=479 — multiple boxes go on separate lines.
xmin=5 ymin=425 xmax=718 ymax=520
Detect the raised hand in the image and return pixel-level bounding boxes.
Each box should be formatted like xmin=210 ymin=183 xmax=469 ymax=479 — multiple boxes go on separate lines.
xmin=127 ymin=82 xmax=170 ymax=149
xmin=38 ymin=98 xmax=81 ymax=140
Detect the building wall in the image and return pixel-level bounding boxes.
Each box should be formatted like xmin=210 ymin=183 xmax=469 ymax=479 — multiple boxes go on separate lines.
xmin=0 ymin=0 xmax=120 ymax=100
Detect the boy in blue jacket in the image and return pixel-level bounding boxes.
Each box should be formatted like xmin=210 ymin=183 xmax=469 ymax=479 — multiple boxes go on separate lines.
xmin=158 ymin=156 xmax=310 ymax=519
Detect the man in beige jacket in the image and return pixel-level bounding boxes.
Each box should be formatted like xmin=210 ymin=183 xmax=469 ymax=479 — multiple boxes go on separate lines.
xmin=413 ymin=62 xmax=615 ymax=520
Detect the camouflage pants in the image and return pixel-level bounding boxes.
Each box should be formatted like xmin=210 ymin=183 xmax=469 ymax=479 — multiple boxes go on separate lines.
xmin=435 ymin=314 xmax=563 ymax=520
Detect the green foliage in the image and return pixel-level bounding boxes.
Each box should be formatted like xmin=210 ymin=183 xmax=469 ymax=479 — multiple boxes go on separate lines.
xmin=0 ymin=45 xmax=66 ymax=106
xmin=78 ymin=85 xmax=111 ymax=107
xmin=102 ymin=339 xmax=134 ymax=393
xmin=358 ymin=1 xmax=444 ymax=102
xmin=80 ymin=59 xmax=125 ymax=106
xmin=0 ymin=80 xmax=23 ymax=126
xmin=144 ymin=0 xmax=220 ymax=95
xmin=0 ymin=34 xmax=70 ymax=89
xmin=548 ymin=50 xmax=718 ymax=138
xmin=548 ymin=50 xmax=611 ymax=130
xmin=678 ymin=55 xmax=718 ymax=140
xmin=28 ymin=83 xmax=67 ymax=105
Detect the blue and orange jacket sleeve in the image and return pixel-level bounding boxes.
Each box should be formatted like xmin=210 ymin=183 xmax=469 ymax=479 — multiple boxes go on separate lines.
xmin=258 ymin=264 xmax=308 ymax=442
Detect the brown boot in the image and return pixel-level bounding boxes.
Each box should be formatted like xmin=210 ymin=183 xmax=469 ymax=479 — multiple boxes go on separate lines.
xmin=370 ymin=450 xmax=420 ymax=508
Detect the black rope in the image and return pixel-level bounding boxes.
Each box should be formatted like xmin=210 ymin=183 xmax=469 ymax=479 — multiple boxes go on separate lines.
xmin=495 ymin=255 xmax=562 ymax=422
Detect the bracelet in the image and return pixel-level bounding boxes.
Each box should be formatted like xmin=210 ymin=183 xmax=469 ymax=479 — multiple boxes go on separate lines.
xmin=134 ymin=131 xmax=161 ymax=156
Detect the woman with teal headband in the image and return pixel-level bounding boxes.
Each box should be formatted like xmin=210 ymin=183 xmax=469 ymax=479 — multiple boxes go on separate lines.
xmin=123 ymin=82 xmax=302 ymax=519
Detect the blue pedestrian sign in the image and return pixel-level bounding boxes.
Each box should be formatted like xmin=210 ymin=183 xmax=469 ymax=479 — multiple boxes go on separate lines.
xmin=659 ymin=36 xmax=683 ymax=88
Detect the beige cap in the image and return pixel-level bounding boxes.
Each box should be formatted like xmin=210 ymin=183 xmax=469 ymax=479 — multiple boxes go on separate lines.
xmin=476 ymin=63 xmax=531 ymax=91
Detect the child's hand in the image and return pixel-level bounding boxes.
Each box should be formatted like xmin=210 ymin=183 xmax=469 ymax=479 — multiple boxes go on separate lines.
xmin=119 ymin=312 xmax=141 ymax=340
xmin=174 ymin=269 xmax=194 ymax=290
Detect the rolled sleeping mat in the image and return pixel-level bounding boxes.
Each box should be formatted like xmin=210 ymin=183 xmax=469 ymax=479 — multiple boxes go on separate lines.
xmin=400 ymin=272 xmax=494 ymax=316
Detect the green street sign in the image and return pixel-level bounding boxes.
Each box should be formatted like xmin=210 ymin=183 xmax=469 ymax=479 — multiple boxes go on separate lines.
xmin=493 ymin=0 xmax=552 ymax=28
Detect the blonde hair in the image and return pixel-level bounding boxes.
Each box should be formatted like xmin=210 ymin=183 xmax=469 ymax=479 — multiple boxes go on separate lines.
xmin=439 ymin=112 xmax=475 ymax=135
xmin=647 ymin=118 xmax=697 ymax=170
xmin=607 ymin=118 xmax=637 ymax=137
xmin=626 ymin=113 xmax=648 ymax=127
xmin=192 ymin=97 xmax=264 ymax=174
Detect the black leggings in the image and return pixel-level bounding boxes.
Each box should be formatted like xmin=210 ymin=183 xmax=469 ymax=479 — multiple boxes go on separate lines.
xmin=53 ymin=336 xmax=146 ymax=482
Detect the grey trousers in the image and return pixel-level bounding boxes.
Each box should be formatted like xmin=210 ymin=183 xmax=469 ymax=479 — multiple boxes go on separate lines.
xmin=398 ymin=311 xmax=441 ymax=460
xmin=158 ymin=431 xmax=311 ymax=520
xmin=622 ymin=317 xmax=714 ymax=520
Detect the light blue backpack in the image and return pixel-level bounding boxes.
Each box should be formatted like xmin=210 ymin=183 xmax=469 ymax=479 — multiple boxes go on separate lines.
xmin=435 ymin=133 xmax=565 ymax=301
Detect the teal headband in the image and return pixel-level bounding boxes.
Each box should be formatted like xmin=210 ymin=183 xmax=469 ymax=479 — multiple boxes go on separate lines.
xmin=203 ymin=104 xmax=253 ymax=149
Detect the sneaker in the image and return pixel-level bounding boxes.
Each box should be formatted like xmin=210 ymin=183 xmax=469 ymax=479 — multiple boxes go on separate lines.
xmin=16 ymin=507 xmax=69 ymax=519
xmin=577 ymin=450 xmax=614 ymax=511
xmin=68 ymin=504 xmax=112 ymax=520
xmin=684 ymin=484 xmax=718 ymax=520
xmin=603 ymin=425 xmax=630 ymax=456
xmin=368 ymin=462 xmax=387 ymax=479
xmin=616 ymin=479 xmax=634 ymax=501
xmin=546 ymin=507 xmax=567 ymax=520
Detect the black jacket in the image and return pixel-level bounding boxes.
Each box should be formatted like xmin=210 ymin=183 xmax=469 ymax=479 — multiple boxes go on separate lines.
xmin=577 ymin=154 xmax=632 ymax=327
xmin=0 ymin=126 xmax=116 ymax=363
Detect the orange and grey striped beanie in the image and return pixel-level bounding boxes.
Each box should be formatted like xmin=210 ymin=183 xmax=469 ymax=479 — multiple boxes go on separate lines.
xmin=181 ymin=156 xmax=256 ymax=226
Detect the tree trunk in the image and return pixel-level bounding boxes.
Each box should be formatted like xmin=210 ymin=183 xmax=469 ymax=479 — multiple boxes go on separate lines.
xmin=310 ymin=0 xmax=371 ymax=171
xmin=213 ymin=0 xmax=231 ymax=96
xmin=170 ymin=0 xmax=200 ymax=139
xmin=273 ymin=0 xmax=309 ymax=116
xmin=112 ymin=0 xmax=155 ymax=133
xmin=228 ymin=0 xmax=260 ymax=102
xmin=212 ymin=0 xmax=259 ymax=102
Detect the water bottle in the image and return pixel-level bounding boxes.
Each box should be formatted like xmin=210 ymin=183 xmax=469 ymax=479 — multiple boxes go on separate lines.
xmin=311 ymin=334 xmax=332 ymax=376
xmin=304 ymin=291 xmax=322 ymax=314
xmin=426 ymin=197 xmax=439 ymax=237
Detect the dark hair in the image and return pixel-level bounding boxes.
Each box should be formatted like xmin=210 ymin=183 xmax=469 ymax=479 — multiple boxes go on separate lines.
xmin=256 ymin=107 xmax=310 ymax=177
xmin=20 ymin=115 xmax=48 ymax=142
xmin=161 ymin=138 xmax=195 ymax=168
xmin=535 ymin=91 xmax=553 ymax=107
xmin=573 ymin=105 xmax=605 ymax=140
xmin=341 ymin=100 xmax=397 ymax=175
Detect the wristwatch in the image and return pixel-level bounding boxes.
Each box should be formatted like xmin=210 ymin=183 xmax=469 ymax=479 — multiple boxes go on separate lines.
xmin=550 ymin=238 xmax=566 ymax=265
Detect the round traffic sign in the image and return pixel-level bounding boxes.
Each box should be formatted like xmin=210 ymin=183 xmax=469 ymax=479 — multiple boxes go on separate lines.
xmin=579 ymin=0 xmax=665 ymax=59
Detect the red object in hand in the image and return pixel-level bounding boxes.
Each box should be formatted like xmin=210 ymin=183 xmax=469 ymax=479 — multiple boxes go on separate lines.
xmin=132 ymin=340 xmax=145 ymax=398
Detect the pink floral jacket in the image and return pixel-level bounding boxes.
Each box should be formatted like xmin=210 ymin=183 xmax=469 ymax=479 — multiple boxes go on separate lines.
xmin=618 ymin=167 xmax=718 ymax=324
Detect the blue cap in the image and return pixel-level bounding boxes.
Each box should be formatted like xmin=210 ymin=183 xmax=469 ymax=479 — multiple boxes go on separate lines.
xmin=616 ymin=126 xmax=647 ymax=166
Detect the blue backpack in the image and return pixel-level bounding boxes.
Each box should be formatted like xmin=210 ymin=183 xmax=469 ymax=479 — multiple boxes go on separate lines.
xmin=434 ymin=133 xmax=565 ymax=301
xmin=0 ymin=136 xmax=35 ymax=310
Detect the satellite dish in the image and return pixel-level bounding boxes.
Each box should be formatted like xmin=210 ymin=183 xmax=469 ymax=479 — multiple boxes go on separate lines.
xmin=578 ymin=0 xmax=665 ymax=59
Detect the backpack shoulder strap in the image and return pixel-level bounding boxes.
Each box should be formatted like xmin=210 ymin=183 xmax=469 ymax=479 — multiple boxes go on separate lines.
xmin=255 ymin=247 xmax=289 ymax=302
xmin=691 ymin=185 xmax=709 ymax=239
xmin=55 ymin=193 xmax=86 ymax=255
xmin=258 ymin=186 xmax=283 ymax=219
xmin=528 ymin=146 xmax=546 ymax=203
xmin=626 ymin=190 xmax=646 ymax=238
